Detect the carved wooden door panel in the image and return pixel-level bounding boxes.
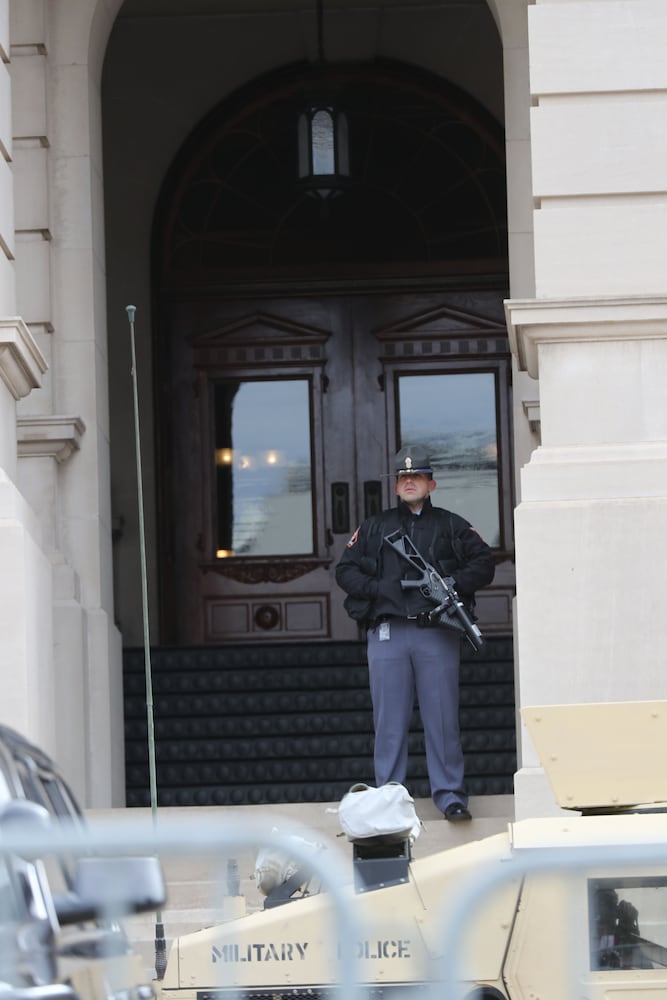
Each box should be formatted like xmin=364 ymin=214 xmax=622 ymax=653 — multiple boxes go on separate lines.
xmin=159 ymin=287 xmax=514 ymax=644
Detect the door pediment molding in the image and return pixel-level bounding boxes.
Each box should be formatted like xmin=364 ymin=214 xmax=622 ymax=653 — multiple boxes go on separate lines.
xmin=375 ymin=302 xmax=507 ymax=339
xmin=191 ymin=311 xmax=331 ymax=368
xmin=192 ymin=311 xmax=331 ymax=347
xmin=374 ymin=301 xmax=509 ymax=359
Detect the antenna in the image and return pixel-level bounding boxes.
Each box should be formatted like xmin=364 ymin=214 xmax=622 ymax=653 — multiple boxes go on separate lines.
xmin=125 ymin=304 xmax=166 ymax=979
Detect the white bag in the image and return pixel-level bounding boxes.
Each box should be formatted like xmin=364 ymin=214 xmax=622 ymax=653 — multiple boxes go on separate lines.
xmin=338 ymin=782 xmax=421 ymax=843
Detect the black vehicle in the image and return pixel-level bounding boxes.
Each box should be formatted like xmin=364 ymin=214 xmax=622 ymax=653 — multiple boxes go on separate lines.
xmin=0 ymin=725 xmax=165 ymax=1000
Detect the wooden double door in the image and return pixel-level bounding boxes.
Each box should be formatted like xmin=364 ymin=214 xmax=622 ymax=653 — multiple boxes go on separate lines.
xmin=158 ymin=283 xmax=514 ymax=645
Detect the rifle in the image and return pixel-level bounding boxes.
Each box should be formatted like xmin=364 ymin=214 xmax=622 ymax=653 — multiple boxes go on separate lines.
xmin=383 ymin=529 xmax=485 ymax=651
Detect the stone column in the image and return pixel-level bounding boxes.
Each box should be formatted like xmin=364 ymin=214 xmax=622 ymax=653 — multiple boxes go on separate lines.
xmin=10 ymin=0 xmax=124 ymax=805
xmin=507 ymin=0 xmax=667 ymax=818
xmin=0 ymin=319 xmax=52 ymax=743
xmin=508 ymin=296 xmax=667 ymax=816
xmin=0 ymin=3 xmax=54 ymax=750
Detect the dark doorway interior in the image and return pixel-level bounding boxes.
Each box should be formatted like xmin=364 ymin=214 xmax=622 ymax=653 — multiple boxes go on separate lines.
xmin=127 ymin=59 xmax=513 ymax=807
xmin=152 ymin=60 xmax=511 ymax=646
xmin=155 ymin=60 xmax=508 ymax=282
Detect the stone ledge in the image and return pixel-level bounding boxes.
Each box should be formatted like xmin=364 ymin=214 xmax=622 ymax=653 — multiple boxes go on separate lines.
xmin=17 ymin=414 xmax=85 ymax=462
xmin=506 ymin=295 xmax=667 ymax=378
xmin=0 ymin=317 xmax=47 ymax=398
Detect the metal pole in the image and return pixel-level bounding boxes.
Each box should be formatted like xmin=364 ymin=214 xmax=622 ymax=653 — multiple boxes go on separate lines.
xmin=125 ymin=305 xmax=166 ymax=979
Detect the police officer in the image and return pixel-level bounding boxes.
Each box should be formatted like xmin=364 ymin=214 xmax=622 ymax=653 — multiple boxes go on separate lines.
xmin=335 ymin=445 xmax=495 ymax=821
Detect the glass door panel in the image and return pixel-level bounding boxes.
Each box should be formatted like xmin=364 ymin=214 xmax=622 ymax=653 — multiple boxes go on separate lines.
xmin=397 ymin=372 xmax=500 ymax=545
xmin=213 ymin=378 xmax=313 ymax=557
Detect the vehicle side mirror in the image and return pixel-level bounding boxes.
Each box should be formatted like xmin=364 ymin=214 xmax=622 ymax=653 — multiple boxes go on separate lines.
xmin=0 ymin=799 xmax=52 ymax=838
xmin=55 ymin=856 xmax=166 ymax=925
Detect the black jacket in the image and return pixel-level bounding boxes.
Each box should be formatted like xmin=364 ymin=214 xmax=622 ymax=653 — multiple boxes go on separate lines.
xmin=335 ymin=497 xmax=495 ymax=624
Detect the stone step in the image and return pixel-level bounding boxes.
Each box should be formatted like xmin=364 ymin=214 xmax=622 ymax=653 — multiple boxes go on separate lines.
xmin=123 ymin=640 xmax=516 ymax=807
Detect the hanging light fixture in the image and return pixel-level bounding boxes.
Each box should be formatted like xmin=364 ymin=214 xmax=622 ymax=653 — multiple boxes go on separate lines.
xmin=298 ymin=105 xmax=349 ymax=198
xmin=297 ymin=0 xmax=350 ymax=199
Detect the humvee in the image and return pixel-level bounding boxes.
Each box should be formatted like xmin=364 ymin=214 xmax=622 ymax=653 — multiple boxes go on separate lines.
xmin=159 ymin=700 xmax=667 ymax=1000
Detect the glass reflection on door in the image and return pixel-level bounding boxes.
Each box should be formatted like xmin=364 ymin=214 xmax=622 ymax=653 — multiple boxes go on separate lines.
xmin=398 ymin=373 xmax=500 ymax=546
xmin=214 ymin=379 xmax=313 ymax=557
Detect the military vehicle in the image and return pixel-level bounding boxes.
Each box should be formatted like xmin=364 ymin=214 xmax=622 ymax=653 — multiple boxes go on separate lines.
xmin=160 ymin=700 xmax=667 ymax=1000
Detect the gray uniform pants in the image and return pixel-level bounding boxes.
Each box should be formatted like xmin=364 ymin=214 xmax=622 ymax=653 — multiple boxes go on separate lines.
xmin=367 ymin=617 xmax=466 ymax=813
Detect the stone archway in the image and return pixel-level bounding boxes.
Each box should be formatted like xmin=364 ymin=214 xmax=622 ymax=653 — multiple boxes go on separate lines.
xmin=97 ymin=0 xmax=528 ymax=807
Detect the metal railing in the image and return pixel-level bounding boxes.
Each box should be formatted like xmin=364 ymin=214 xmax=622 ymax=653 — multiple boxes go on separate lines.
xmin=2 ymin=809 xmax=667 ymax=1000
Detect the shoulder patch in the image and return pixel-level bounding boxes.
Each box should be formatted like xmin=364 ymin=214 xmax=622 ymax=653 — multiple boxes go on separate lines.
xmin=346 ymin=526 xmax=361 ymax=548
